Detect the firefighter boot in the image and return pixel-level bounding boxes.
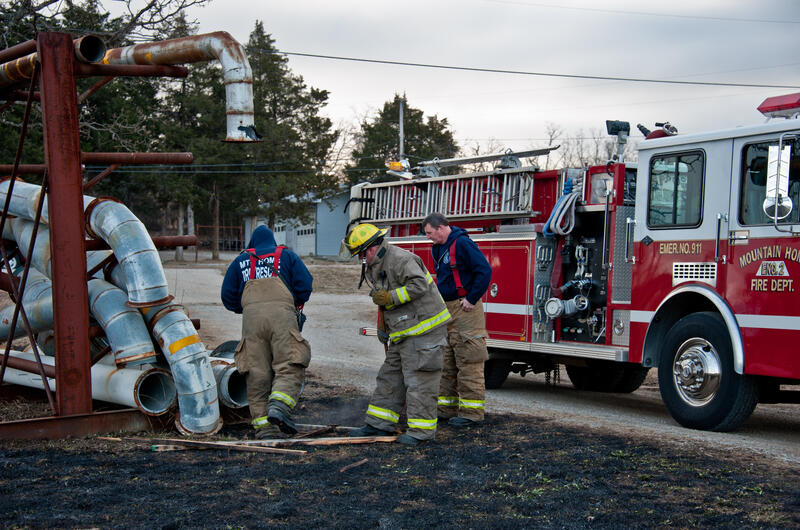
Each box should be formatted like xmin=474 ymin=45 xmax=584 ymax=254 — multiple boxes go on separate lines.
xmin=449 ymin=417 xmax=478 ymax=427
xmin=255 ymin=423 xmax=289 ymax=440
xmin=397 ymin=433 xmax=422 ymax=446
xmin=349 ymin=424 xmax=394 ymax=437
xmin=268 ymin=406 xmax=298 ymax=435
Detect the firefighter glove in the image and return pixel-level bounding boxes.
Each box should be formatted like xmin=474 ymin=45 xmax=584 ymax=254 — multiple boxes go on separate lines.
xmin=371 ymin=288 xmax=392 ymax=307
xmin=377 ymin=329 xmax=390 ymax=344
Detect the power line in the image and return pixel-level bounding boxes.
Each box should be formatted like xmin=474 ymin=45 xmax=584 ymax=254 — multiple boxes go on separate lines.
xmin=276 ymin=50 xmax=800 ymax=90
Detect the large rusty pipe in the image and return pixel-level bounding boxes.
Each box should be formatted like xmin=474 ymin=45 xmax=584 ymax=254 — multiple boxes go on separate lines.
xmin=0 ymin=353 xmax=55 ymax=378
xmin=85 ymin=235 xmax=199 ymax=251
xmin=0 ymin=35 xmax=106 ymax=89
xmin=103 ymin=32 xmax=258 ymax=142
xmin=0 ymin=40 xmax=36 ymax=64
xmin=0 ymin=152 xmax=193 ymax=174
xmin=75 ymin=62 xmax=188 ymax=78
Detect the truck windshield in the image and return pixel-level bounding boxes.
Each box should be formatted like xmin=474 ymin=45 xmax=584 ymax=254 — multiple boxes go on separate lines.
xmin=739 ymin=139 xmax=800 ymax=225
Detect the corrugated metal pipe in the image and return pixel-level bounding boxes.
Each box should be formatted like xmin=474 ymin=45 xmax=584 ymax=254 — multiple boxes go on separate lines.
xmin=0 ymin=180 xmax=171 ymax=306
xmin=4 ymin=350 xmax=176 ymax=415
xmin=141 ymin=302 xmax=221 ymax=434
xmin=103 ymin=32 xmax=260 ymax=142
xmin=0 ymin=34 xmax=106 ymax=89
xmin=0 ymin=268 xmax=52 ymax=339
xmin=87 ymin=278 xmax=156 ymax=366
xmin=210 ymin=357 xmax=248 ymax=409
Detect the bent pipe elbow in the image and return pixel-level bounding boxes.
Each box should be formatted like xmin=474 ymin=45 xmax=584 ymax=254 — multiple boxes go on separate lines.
xmin=87 ymin=278 xmax=156 ymax=367
xmin=86 ymin=198 xmax=172 ymax=307
xmin=103 ymin=31 xmax=256 ymax=142
xmin=643 ymin=284 xmax=744 ymax=374
xmin=142 ymin=303 xmax=221 ymax=434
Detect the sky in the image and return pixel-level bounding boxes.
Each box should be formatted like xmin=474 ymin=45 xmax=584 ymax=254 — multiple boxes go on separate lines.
xmin=182 ymin=0 xmax=799 ymax=154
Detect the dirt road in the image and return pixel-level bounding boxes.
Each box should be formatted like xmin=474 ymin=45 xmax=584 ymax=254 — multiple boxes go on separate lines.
xmin=168 ymin=261 xmax=800 ymax=464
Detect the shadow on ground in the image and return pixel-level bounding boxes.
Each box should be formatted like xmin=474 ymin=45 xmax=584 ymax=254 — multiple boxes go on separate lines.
xmin=1 ymin=376 xmax=798 ymax=528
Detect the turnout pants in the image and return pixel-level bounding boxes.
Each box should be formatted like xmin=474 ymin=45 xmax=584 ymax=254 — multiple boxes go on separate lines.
xmin=235 ymin=277 xmax=311 ymax=429
xmin=438 ymin=299 xmax=489 ymax=421
xmin=364 ymin=325 xmax=446 ymax=441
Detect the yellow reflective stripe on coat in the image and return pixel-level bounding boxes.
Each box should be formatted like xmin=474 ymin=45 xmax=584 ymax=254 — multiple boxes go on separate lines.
xmin=395 ymin=286 xmax=410 ymax=304
xmin=366 ymin=404 xmax=400 ymax=423
xmin=389 ymin=307 xmax=451 ymax=343
xmin=425 ymin=272 xmax=434 ymax=284
xmin=251 ymin=415 xmax=270 ymax=428
xmin=407 ymin=417 xmax=437 ymax=430
xmin=269 ymin=391 xmax=296 ymax=409
xmin=438 ymin=396 xmax=458 ymax=406
xmin=459 ymin=398 xmax=485 ymax=409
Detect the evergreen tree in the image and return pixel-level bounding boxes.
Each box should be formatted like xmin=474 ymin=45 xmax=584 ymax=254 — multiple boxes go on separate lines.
xmin=347 ymin=94 xmax=459 ymax=183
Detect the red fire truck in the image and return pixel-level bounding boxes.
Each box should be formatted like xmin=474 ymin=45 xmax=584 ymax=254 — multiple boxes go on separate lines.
xmin=347 ymin=94 xmax=800 ymax=431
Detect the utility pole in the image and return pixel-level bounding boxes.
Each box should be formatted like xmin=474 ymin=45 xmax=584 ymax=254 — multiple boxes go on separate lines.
xmin=398 ymin=94 xmax=405 ymax=160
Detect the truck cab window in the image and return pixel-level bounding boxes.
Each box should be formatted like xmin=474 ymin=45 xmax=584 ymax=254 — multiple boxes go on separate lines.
xmin=647 ymin=151 xmax=704 ymax=228
xmin=739 ymin=140 xmax=800 ymax=225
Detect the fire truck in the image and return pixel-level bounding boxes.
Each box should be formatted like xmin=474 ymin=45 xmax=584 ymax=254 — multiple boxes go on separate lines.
xmin=347 ymin=93 xmax=800 ymax=432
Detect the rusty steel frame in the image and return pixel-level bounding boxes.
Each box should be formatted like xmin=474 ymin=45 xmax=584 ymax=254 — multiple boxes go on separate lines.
xmin=0 ymin=32 xmax=207 ymax=439
xmin=38 ymin=32 xmax=93 ymax=416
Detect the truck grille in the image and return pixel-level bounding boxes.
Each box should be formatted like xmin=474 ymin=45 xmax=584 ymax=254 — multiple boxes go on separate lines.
xmin=672 ymin=262 xmax=717 ymax=287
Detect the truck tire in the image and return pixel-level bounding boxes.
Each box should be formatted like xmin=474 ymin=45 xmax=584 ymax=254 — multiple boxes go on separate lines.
xmin=566 ymin=361 xmax=625 ymax=392
xmin=484 ymin=359 xmax=512 ymax=389
xmin=614 ymin=366 xmax=650 ymax=393
xmin=658 ymin=312 xmax=759 ymax=432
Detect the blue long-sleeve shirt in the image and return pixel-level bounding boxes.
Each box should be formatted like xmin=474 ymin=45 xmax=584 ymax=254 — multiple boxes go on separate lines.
xmin=220 ymin=225 xmax=313 ymax=313
xmin=431 ymin=226 xmax=492 ymax=305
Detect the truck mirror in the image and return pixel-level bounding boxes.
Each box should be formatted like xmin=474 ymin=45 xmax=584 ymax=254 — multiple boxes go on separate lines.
xmin=763 ymin=144 xmax=793 ymax=220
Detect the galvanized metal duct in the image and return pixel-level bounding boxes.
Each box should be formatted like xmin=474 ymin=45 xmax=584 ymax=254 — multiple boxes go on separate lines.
xmin=103 ymin=32 xmax=258 ymax=142
xmin=0 ymin=181 xmax=171 ymax=306
xmin=5 ymin=350 xmax=176 ymax=415
xmin=141 ymin=302 xmax=220 ymax=434
xmin=85 ymin=198 xmax=171 ymax=306
xmin=210 ymin=357 xmax=248 ymax=409
xmin=0 ymin=268 xmax=52 ymax=339
xmin=0 ymin=35 xmax=106 ymax=89
xmin=87 ymin=278 xmax=156 ymax=366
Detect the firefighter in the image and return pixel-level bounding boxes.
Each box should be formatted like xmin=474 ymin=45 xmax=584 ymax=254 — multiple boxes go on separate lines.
xmin=422 ymin=212 xmax=492 ymax=427
xmin=341 ymin=223 xmax=451 ymax=446
xmin=221 ymin=225 xmax=313 ymax=439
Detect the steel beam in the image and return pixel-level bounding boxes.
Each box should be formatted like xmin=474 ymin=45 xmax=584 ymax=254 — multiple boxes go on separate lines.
xmin=0 ymin=408 xmax=157 ymax=440
xmin=38 ymin=32 xmax=92 ymax=415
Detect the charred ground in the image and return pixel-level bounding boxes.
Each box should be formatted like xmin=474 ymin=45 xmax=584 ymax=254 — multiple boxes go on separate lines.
xmin=1 ymin=375 xmax=798 ymax=529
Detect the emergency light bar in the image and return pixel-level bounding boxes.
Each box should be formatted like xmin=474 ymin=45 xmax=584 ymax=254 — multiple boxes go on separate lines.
xmin=758 ymin=92 xmax=800 ymax=119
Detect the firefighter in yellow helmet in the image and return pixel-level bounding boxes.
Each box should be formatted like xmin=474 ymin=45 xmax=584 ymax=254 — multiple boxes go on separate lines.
xmin=342 ymin=223 xmax=451 ymax=446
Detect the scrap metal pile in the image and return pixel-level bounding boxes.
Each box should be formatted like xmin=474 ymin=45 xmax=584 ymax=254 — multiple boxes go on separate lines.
xmin=0 ymin=179 xmax=247 ymax=434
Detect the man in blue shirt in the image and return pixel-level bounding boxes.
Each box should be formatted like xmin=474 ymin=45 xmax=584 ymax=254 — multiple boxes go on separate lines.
xmin=221 ymin=225 xmax=313 ymax=438
xmin=423 ymin=213 xmax=492 ymax=427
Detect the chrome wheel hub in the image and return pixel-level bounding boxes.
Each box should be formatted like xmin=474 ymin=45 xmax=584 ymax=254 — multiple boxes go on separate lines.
xmin=672 ymin=338 xmax=722 ymax=407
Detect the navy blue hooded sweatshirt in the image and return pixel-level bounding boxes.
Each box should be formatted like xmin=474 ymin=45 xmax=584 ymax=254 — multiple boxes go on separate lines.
xmin=431 ymin=226 xmax=492 ymax=305
xmin=221 ymin=225 xmax=313 ymax=314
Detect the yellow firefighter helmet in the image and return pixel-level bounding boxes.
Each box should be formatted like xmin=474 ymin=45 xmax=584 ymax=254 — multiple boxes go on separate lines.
xmin=340 ymin=223 xmax=388 ymax=257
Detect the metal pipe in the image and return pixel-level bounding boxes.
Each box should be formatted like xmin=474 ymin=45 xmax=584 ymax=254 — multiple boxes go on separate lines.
xmin=86 ymin=198 xmax=171 ymax=306
xmin=87 ymin=279 xmax=156 ymax=367
xmin=0 ymin=35 xmax=106 ymax=89
xmin=0 ymin=268 xmax=53 ymax=339
xmin=3 ymin=351 xmax=176 ymax=416
xmin=0 ymin=183 xmax=171 ymax=306
xmin=103 ymin=32 xmax=258 ymax=142
xmin=210 ymin=357 xmax=248 ymax=409
xmin=0 ymin=40 xmax=37 ymax=64
xmin=141 ymin=302 xmax=220 ymax=434
xmin=0 ymin=352 xmax=55 ymax=378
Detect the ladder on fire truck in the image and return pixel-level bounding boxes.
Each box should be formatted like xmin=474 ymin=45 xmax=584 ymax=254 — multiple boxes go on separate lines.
xmin=352 ymin=146 xmax=559 ymax=223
